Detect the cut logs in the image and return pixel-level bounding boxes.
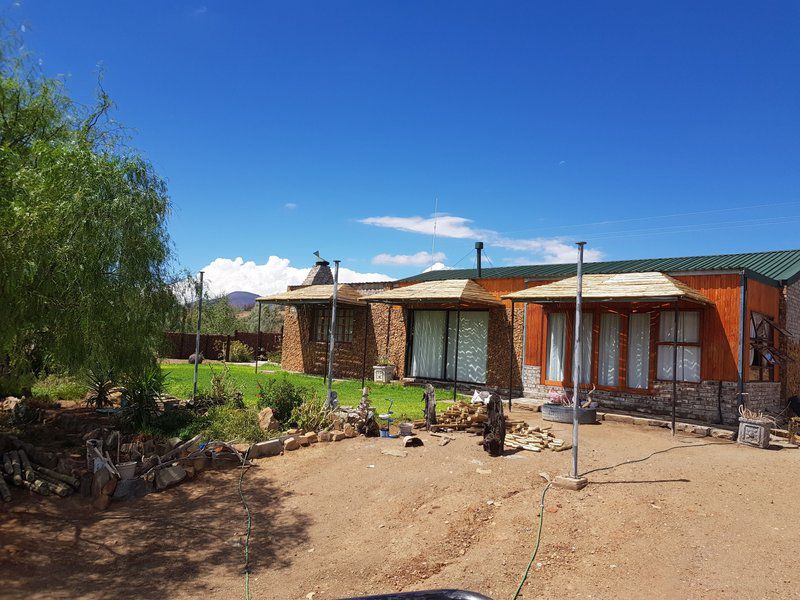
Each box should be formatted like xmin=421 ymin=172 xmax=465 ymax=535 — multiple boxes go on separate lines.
xmin=424 ymin=401 xmax=490 ymax=434
xmin=504 ymin=423 xmax=571 ymax=453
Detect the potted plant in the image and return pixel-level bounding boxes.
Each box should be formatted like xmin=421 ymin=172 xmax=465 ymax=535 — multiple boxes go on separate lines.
xmin=373 ymin=355 xmax=396 ymax=383
xmin=541 ymin=387 xmax=598 ymax=424
xmin=737 ymin=406 xmax=773 ymax=449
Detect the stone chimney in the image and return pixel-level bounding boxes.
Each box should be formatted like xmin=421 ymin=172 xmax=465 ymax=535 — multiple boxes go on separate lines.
xmin=303 ymin=260 xmax=334 ymax=285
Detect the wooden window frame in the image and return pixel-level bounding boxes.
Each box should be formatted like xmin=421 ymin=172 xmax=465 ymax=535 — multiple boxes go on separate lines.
xmin=541 ymin=305 xmax=686 ymax=394
xmin=655 ymin=310 xmax=702 ymax=383
xmin=311 ymin=306 xmax=355 ymax=343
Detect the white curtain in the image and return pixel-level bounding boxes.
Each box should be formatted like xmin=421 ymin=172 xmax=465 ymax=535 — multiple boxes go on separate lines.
xmin=410 ymin=310 xmax=447 ymax=379
xmin=659 ymin=311 xmax=699 ymax=343
xmin=627 ymin=313 xmax=650 ymax=389
xmin=598 ymin=313 xmax=620 ymax=386
xmin=546 ymin=313 xmax=566 ymax=381
xmin=657 ymin=346 xmax=701 ymax=382
xmin=657 ymin=310 xmax=701 ymax=382
xmin=445 ymin=311 xmax=489 ymax=383
xmin=578 ymin=313 xmax=593 ymax=384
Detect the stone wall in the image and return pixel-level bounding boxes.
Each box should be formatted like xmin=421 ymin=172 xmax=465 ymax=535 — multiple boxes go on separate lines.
xmin=484 ymin=303 xmax=524 ymax=394
xmin=521 ymin=367 xmax=785 ymax=425
xmin=780 ymin=280 xmax=800 ymax=401
xmin=280 ymin=301 xmax=407 ymax=381
xmin=280 ymin=304 xmax=376 ymax=380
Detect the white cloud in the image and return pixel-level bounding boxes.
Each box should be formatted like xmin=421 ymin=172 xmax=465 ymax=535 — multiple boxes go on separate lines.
xmin=284 ymin=202 xmax=297 ymax=210
xmin=360 ymin=215 xmax=479 ymax=239
xmin=360 ymin=213 xmax=604 ymax=265
xmin=492 ymin=237 xmax=603 ymax=263
xmin=423 ymin=262 xmax=452 ymax=273
xmin=372 ymin=251 xmax=446 ymax=266
xmin=198 ymin=256 xmax=393 ymax=297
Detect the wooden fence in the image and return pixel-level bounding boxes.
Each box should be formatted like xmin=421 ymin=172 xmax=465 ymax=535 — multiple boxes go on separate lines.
xmin=163 ymin=331 xmax=282 ymax=361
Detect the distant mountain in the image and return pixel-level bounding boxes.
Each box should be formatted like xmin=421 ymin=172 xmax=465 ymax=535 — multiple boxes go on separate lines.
xmin=226 ymin=291 xmax=259 ymax=309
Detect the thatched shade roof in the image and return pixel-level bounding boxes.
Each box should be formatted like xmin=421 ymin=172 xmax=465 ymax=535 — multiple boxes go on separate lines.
xmin=256 ymin=284 xmax=365 ymax=306
xmin=364 ymin=279 xmax=503 ymax=306
xmin=502 ymin=272 xmax=712 ymax=305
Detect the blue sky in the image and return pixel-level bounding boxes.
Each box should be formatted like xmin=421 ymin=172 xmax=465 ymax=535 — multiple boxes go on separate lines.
xmin=10 ymin=1 xmax=800 ymax=294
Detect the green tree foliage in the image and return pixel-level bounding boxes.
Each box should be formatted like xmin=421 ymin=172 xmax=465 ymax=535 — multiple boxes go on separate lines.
xmin=0 ymin=38 xmax=174 ymax=394
xmin=239 ymin=303 xmax=283 ymax=333
xmin=167 ymin=283 xmax=241 ymax=336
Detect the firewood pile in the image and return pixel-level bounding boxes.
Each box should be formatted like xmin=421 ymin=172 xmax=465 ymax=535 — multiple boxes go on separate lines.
xmin=412 ymin=401 xmax=527 ymax=435
xmin=412 ymin=401 xmax=488 ymax=433
xmin=0 ymin=437 xmax=79 ymax=502
xmin=504 ymin=423 xmax=571 ymax=453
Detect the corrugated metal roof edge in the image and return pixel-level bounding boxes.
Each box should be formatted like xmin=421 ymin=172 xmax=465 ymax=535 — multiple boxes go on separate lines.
xmin=399 ymin=249 xmax=800 ymax=287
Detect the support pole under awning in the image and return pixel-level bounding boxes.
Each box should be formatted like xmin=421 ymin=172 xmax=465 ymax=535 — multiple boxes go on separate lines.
xmin=508 ymin=300 xmax=515 ymax=410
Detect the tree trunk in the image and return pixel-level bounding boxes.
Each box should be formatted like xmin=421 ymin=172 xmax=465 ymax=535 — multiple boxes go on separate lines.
xmin=482 ymin=393 xmax=506 ymax=457
xmin=423 ymin=384 xmax=437 ymax=431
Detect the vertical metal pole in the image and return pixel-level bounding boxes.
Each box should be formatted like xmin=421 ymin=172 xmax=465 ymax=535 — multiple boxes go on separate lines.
xmin=737 ymin=270 xmax=747 ymax=410
xmin=325 ymin=260 xmax=340 ymax=408
xmin=508 ymin=300 xmax=515 ymax=410
xmin=192 ymin=271 xmax=204 ymax=402
xmin=255 ymin=300 xmax=262 ymax=374
xmin=571 ymin=243 xmax=585 ymax=479
xmin=453 ymin=308 xmax=461 ymax=400
xmin=475 ymin=241 xmax=483 ymax=278
xmin=361 ymin=306 xmax=369 ymax=388
xmin=672 ymin=302 xmax=678 ymax=435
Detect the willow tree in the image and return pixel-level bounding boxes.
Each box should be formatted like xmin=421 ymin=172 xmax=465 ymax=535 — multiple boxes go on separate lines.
xmin=0 ymin=40 xmax=174 ymax=394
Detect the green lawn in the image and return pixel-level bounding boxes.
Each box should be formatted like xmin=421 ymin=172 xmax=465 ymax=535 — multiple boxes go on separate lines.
xmin=160 ymin=362 xmax=463 ymax=421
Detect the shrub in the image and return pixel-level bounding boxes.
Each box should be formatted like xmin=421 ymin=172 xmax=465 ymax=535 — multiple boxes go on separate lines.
xmin=212 ymin=339 xmax=255 ymax=362
xmin=257 ymin=376 xmax=310 ymax=424
xmin=194 ymin=364 xmax=244 ymax=411
xmin=290 ymin=394 xmax=333 ymax=432
xmin=145 ymin=407 xmax=198 ymax=439
xmin=227 ymin=340 xmax=254 ymax=363
xmin=85 ymin=367 xmax=115 ymax=408
xmin=264 ymin=350 xmax=281 ymax=364
xmin=188 ymin=404 xmax=266 ymax=442
xmin=121 ymin=365 xmax=165 ymax=430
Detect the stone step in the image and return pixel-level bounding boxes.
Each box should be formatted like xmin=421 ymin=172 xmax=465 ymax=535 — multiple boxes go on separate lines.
xmin=510 ymin=397 xmax=546 ymax=412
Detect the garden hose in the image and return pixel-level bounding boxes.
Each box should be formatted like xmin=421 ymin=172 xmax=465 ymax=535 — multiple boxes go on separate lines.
xmin=238 ymin=448 xmax=253 ymax=600
xmin=512 ymin=481 xmax=552 ymax=600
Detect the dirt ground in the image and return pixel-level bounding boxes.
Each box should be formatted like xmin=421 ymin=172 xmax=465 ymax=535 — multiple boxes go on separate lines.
xmin=1 ymin=409 xmax=798 ymax=600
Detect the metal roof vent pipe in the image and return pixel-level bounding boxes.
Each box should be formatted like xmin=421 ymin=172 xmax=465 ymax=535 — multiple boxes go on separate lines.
xmin=475 ymin=241 xmax=484 ymax=278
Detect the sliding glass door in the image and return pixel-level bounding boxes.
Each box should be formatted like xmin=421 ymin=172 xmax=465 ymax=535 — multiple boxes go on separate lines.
xmin=410 ymin=310 xmax=489 ymax=384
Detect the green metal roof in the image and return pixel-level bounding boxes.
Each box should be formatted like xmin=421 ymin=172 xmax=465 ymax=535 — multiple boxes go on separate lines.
xmin=399 ymin=249 xmax=800 ymax=287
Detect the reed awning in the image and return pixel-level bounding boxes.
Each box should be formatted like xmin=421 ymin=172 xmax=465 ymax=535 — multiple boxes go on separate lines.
xmin=364 ymin=279 xmax=503 ymax=307
xmin=256 ymin=283 xmax=365 ymax=306
xmin=501 ymin=272 xmax=712 ymax=305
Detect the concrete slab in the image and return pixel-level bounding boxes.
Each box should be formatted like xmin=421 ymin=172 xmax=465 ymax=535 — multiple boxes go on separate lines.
xmin=510 ymin=398 xmax=545 ymax=412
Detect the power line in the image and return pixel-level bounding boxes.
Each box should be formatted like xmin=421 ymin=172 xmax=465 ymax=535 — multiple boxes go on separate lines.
xmin=501 ymin=199 xmax=800 ymax=237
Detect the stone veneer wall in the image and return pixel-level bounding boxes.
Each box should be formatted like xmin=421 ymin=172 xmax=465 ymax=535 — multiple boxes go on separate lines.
xmin=780 ymin=280 xmax=800 ymax=402
xmin=484 ymin=303 xmax=524 ymax=394
xmin=522 ymin=365 xmax=785 ymax=426
xmin=280 ymin=302 xmax=407 ymax=381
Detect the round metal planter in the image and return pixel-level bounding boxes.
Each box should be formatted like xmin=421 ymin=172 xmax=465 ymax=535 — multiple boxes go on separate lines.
xmin=541 ymin=403 xmax=597 ymax=424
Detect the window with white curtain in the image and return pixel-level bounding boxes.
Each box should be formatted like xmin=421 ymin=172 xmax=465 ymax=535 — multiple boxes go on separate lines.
xmin=410 ymin=310 xmax=447 ymax=379
xmin=578 ymin=312 xmax=593 ymax=384
xmin=598 ymin=313 xmax=620 ymax=386
xmin=657 ymin=311 xmax=701 ymax=382
xmin=410 ymin=310 xmax=489 ymax=383
xmin=445 ymin=311 xmax=489 ymax=383
xmin=545 ymin=313 xmax=566 ymax=381
xmin=627 ymin=313 xmax=650 ymax=389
